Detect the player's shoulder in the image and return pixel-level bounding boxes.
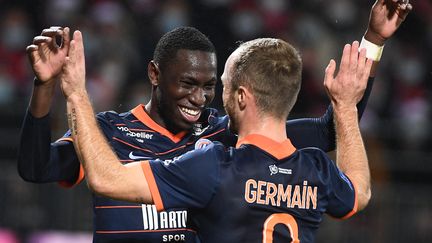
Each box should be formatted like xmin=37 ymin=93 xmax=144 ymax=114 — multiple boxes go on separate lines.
xmin=96 ymin=109 xmax=137 ymax=123
xmin=296 ymin=147 xmax=334 ymax=171
xmin=96 ymin=110 xmax=119 ymax=120
xmin=193 ymin=139 xmax=226 ymax=156
xmin=298 ymin=146 xmax=327 ymax=155
xmin=156 ymin=139 xmax=226 ymax=168
xmin=177 ymin=138 xmax=227 ymax=164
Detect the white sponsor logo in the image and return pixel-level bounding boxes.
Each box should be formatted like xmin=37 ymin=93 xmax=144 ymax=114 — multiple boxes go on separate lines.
xmin=141 ymin=204 xmax=187 ymax=230
xmin=117 ymin=126 xmax=154 ymax=139
xmin=128 ymin=152 xmax=152 ymax=160
xmin=269 ymin=164 xmax=292 ymax=175
xmin=163 ymin=234 xmax=185 ymax=242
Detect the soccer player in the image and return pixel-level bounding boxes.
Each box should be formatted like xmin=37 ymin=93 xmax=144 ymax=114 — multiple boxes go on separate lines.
xmin=18 ymin=0 xmax=411 ymax=242
xmin=60 ymin=31 xmax=371 ymax=243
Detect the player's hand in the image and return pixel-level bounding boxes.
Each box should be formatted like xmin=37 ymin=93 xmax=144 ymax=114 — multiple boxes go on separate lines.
xmin=366 ymin=0 xmax=412 ymax=45
xmin=324 ymin=41 xmax=373 ymax=109
xmin=60 ymin=30 xmax=87 ymax=100
xmin=26 ymin=26 xmax=71 ymax=86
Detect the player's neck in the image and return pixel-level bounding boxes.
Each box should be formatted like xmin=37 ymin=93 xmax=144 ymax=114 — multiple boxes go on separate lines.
xmin=144 ymin=101 xmax=179 ymax=134
xmin=237 ymin=115 xmax=287 ymax=143
xmin=144 ymin=100 xmax=163 ymax=126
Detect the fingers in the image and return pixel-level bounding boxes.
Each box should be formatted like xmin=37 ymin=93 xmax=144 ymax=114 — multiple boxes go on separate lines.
xmin=26 ymin=44 xmax=39 ymax=64
xmin=61 ymin=30 xmax=86 ymax=99
xmin=357 ymin=48 xmax=369 ymax=90
xmin=33 ymin=36 xmax=53 ymax=45
xmin=43 ymin=26 xmax=63 ymax=49
xmin=349 ymin=41 xmax=360 ymax=75
xmin=406 ymin=3 xmax=413 ymax=11
xmin=73 ymin=30 xmax=84 ymax=55
xmin=26 ymin=44 xmax=38 ymax=53
xmin=397 ymin=2 xmax=412 ymax=19
xmin=365 ymin=59 xmax=373 ymax=79
xmin=324 ymin=59 xmax=336 ymax=88
xmin=339 ymin=43 xmax=351 ymax=76
xmin=357 ymin=48 xmax=367 ymax=76
xmin=324 ymin=59 xmax=336 ymax=99
xmin=40 ymin=26 xmax=62 ymax=35
xmin=33 ymin=26 xmax=67 ymax=51
xmin=62 ymin=27 xmax=71 ymax=51
xmin=68 ymin=31 xmax=84 ymax=63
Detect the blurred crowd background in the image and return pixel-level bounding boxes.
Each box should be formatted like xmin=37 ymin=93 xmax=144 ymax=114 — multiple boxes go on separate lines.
xmin=0 ymin=0 xmax=431 ymax=242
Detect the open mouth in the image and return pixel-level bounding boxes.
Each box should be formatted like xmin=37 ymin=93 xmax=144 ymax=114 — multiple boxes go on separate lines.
xmin=179 ymin=106 xmax=202 ymax=123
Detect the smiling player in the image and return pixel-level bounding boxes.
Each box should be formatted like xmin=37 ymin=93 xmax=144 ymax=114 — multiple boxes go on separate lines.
xmin=17 ymin=0 xmax=411 ymax=242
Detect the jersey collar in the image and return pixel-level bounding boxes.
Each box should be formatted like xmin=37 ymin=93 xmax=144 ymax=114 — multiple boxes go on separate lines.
xmin=131 ymin=104 xmax=187 ymax=143
xmin=236 ymin=134 xmax=296 ymax=160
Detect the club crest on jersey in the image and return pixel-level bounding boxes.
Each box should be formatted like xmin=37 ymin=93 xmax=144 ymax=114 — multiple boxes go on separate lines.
xmin=194 ymin=138 xmax=212 ymax=149
xmin=269 ymin=164 xmax=292 ymax=175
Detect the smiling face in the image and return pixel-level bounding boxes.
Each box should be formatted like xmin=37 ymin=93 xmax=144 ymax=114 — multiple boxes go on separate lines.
xmin=154 ymin=49 xmax=217 ymax=133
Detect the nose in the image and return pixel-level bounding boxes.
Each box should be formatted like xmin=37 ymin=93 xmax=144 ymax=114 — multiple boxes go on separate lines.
xmin=189 ymin=87 xmax=206 ymax=107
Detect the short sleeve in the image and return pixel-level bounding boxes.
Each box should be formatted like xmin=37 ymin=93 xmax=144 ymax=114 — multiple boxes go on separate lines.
xmin=326 ymin=163 xmax=357 ymax=219
xmin=56 ymin=111 xmax=117 ymax=186
xmin=55 ymin=112 xmax=115 ymax=143
xmin=143 ymin=142 xmax=225 ymax=211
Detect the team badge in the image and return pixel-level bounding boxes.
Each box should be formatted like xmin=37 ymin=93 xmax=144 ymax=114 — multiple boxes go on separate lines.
xmin=269 ymin=164 xmax=292 ymax=175
xmin=194 ymin=138 xmax=212 ymax=149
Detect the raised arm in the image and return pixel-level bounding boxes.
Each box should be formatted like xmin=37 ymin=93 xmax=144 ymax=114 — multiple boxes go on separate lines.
xmin=286 ymin=0 xmax=412 ymax=152
xmin=365 ymin=0 xmax=412 ymax=76
xmin=60 ymin=30 xmax=152 ymax=203
xmin=325 ymin=42 xmax=373 ymax=211
xmin=17 ymin=27 xmax=81 ymax=184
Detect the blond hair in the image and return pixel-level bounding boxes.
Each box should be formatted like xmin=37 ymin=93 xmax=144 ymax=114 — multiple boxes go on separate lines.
xmin=231 ymin=38 xmax=302 ymax=119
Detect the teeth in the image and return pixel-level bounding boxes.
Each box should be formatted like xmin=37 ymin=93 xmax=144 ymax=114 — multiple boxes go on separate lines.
xmin=180 ymin=107 xmax=200 ymax=116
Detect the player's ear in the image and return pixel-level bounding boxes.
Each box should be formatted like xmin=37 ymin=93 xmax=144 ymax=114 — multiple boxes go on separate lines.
xmin=148 ymin=61 xmax=160 ymax=86
xmin=237 ymin=86 xmax=248 ymax=110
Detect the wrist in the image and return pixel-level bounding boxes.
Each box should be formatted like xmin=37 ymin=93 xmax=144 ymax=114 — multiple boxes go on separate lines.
xmin=332 ymin=103 xmax=358 ymax=115
xmin=364 ymin=29 xmax=386 ymax=46
xmin=66 ymin=91 xmax=89 ymax=104
xmin=359 ymin=36 xmax=384 ymax=62
xmin=34 ymin=77 xmax=56 ymax=88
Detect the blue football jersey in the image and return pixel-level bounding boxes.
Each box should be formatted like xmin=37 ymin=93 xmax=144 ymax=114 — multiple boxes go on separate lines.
xmin=58 ymin=105 xmax=234 ymax=243
xmin=144 ymin=135 xmax=357 ymax=243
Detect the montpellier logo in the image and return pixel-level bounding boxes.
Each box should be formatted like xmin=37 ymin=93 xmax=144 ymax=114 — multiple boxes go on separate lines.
xmin=128 ymin=152 xmax=152 ymax=160
xmin=117 ymin=126 xmax=154 ymax=139
xmin=269 ymin=164 xmax=292 ymax=175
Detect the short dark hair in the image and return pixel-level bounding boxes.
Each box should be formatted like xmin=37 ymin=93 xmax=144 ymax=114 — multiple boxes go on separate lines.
xmin=153 ymin=27 xmax=216 ymax=70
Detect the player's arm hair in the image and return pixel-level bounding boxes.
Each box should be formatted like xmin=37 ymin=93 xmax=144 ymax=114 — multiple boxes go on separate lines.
xmin=66 ymin=93 xmax=152 ymax=203
xmin=287 ymin=77 xmax=374 ymax=152
xmin=334 ymin=106 xmax=371 ymax=211
xmin=17 ymin=110 xmax=81 ymax=183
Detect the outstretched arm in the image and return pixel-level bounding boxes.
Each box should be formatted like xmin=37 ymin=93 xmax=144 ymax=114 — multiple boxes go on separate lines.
xmin=60 ymin=30 xmax=152 ymax=203
xmin=286 ymin=0 xmax=411 ymax=151
xmin=18 ymin=111 xmax=80 ymax=183
xmin=365 ymin=0 xmax=412 ymax=76
xmin=286 ymin=78 xmax=373 ymax=151
xmin=325 ymin=42 xmax=373 ymax=211
xmin=26 ymin=26 xmax=70 ymax=117
xmin=18 ymin=27 xmax=82 ymax=184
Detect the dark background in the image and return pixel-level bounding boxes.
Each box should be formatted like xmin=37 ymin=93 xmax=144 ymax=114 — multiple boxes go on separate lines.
xmin=0 ymin=0 xmax=431 ymax=242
